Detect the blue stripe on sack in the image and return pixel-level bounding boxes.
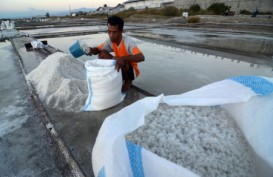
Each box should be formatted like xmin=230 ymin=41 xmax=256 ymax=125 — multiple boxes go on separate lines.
xmin=83 ymin=76 xmax=93 ymax=111
xmin=230 ymin=76 xmax=273 ymax=95
xmin=126 ymin=141 xmax=145 ymax=177
xmin=98 ymin=166 xmax=106 ymax=177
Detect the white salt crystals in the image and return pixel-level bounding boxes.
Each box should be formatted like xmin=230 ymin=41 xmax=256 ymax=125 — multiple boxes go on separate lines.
xmin=27 ymin=52 xmax=88 ymax=112
xmin=126 ymin=104 xmax=257 ymax=177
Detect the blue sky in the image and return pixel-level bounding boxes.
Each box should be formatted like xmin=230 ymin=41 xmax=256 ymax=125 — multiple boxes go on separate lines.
xmin=0 ymin=0 xmax=125 ymax=18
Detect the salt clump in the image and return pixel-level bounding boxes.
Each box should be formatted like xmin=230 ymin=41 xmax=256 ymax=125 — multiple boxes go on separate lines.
xmin=27 ymin=52 xmax=88 ymax=112
xmin=126 ymin=104 xmax=257 ymax=177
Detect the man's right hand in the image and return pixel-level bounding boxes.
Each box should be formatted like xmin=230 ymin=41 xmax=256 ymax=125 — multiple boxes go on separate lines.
xmin=84 ymin=48 xmax=91 ymax=56
xmin=85 ymin=47 xmax=100 ymax=56
xmin=79 ymin=41 xmax=91 ymax=55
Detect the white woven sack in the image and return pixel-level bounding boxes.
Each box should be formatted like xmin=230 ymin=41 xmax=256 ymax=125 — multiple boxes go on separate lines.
xmin=83 ymin=59 xmax=125 ymax=111
xmin=92 ymin=76 xmax=273 ymax=177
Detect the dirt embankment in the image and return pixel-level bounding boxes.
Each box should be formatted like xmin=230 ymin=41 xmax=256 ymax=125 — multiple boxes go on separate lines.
xmin=14 ymin=14 xmax=273 ymax=35
xmin=125 ymin=14 xmax=273 ymax=35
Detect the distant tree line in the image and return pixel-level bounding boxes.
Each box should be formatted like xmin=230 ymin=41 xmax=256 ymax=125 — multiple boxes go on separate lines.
xmin=45 ymin=12 xmax=50 ymax=18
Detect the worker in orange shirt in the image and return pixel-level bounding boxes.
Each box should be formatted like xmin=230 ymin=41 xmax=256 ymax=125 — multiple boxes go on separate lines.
xmin=86 ymin=15 xmax=145 ymax=92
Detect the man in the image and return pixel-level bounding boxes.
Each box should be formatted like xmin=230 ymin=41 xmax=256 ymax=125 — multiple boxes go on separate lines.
xmin=86 ymin=15 xmax=145 ymax=92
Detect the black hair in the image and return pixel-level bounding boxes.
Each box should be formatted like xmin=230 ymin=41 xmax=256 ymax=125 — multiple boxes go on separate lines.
xmin=107 ymin=15 xmax=124 ymax=31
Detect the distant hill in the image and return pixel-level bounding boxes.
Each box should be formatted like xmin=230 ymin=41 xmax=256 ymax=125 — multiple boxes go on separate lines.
xmin=0 ymin=7 xmax=96 ymax=19
xmin=46 ymin=8 xmax=96 ymax=17
xmin=50 ymin=11 xmax=69 ymax=17
xmin=71 ymin=8 xmax=95 ymax=13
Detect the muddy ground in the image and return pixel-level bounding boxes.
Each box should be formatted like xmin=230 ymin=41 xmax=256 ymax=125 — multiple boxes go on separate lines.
xmin=14 ymin=14 xmax=273 ymax=35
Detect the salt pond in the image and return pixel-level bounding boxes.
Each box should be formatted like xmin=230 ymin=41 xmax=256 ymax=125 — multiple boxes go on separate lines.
xmin=21 ymin=26 xmax=106 ymax=35
xmin=41 ymin=33 xmax=273 ymax=95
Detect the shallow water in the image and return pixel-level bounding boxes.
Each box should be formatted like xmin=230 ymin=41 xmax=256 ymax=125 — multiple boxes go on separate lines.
xmin=20 ymin=25 xmax=140 ymax=36
xmin=0 ymin=41 xmax=73 ymax=176
xmin=0 ymin=42 xmax=30 ymax=137
xmin=21 ymin=25 xmax=106 ymax=35
xmin=0 ymin=42 xmax=20 ymax=105
xmin=42 ymin=33 xmax=273 ymax=95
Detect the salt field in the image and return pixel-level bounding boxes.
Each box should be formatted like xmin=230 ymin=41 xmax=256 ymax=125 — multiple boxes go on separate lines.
xmin=42 ymin=33 xmax=273 ymax=95
xmin=1 ymin=25 xmax=273 ymax=177
xmin=0 ymin=41 xmax=73 ymax=176
xmin=21 ymin=26 xmax=106 ymax=35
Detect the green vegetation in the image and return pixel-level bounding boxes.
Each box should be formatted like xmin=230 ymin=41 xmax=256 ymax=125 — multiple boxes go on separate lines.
xmin=116 ymin=6 xmax=181 ymax=19
xmin=162 ymin=6 xmax=179 ymax=16
xmin=187 ymin=16 xmax=200 ymax=23
xmin=240 ymin=9 xmax=251 ymax=15
xmin=53 ymin=2 xmax=273 ymax=22
xmin=87 ymin=13 xmax=108 ymax=18
xmin=189 ymin=4 xmax=201 ymax=15
xmin=57 ymin=3 xmax=273 ymax=22
xmin=240 ymin=9 xmax=272 ymax=15
xmin=45 ymin=12 xmax=50 ymax=18
xmin=115 ymin=8 xmax=138 ymax=19
xmin=140 ymin=8 xmax=161 ymax=15
xmin=207 ymin=3 xmax=230 ymax=15
xmin=259 ymin=11 xmax=272 ymax=15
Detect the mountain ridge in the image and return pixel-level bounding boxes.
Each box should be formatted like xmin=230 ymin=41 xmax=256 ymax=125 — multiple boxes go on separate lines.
xmin=0 ymin=7 xmax=96 ymax=19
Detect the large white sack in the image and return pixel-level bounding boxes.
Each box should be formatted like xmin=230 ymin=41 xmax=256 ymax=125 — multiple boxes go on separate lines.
xmin=92 ymin=76 xmax=273 ymax=177
xmin=83 ymin=59 xmax=125 ymax=111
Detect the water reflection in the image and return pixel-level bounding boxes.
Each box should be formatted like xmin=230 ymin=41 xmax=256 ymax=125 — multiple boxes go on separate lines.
xmin=21 ymin=26 xmax=106 ymax=35
xmin=134 ymin=39 xmax=273 ymax=94
xmin=42 ymin=33 xmax=273 ymax=95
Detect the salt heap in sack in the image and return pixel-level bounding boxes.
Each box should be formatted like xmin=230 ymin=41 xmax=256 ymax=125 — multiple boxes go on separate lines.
xmin=126 ymin=104 xmax=257 ymax=177
xmin=92 ymin=76 xmax=273 ymax=177
xmin=27 ymin=52 xmax=88 ymax=112
xmin=83 ymin=59 xmax=125 ymax=111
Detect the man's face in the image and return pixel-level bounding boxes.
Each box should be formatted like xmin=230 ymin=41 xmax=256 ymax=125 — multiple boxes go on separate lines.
xmin=107 ymin=24 xmax=122 ymax=43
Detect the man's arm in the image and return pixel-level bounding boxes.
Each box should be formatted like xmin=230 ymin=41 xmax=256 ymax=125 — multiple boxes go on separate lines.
xmin=98 ymin=50 xmax=113 ymax=59
xmin=89 ymin=47 xmax=100 ymax=55
xmin=88 ymin=47 xmax=112 ymax=58
xmin=114 ymin=53 xmax=145 ymax=71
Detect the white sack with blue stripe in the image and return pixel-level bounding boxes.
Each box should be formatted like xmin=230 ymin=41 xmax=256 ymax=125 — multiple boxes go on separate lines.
xmin=92 ymin=76 xmax=273 ymax=177
xmin=83 ymin=59 xmax=125 ymax=111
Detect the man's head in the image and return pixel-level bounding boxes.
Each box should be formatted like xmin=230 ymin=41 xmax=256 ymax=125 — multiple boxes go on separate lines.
xmin=107 ymin=16 xmax=124 ymax=43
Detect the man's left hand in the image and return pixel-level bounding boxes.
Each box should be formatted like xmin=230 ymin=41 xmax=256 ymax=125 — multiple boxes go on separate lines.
xmin=114 ymin=57 xmax=125 ymax=72
xmin=98 ymin=50 xmax=113 ymax=59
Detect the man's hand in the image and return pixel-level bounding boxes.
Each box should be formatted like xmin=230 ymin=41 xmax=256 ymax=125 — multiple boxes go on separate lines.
xmin=98 ymin=50 xmax=113 ymax=59
xmin=79 ymin=41 xmax=92 ymax=55
xmin=114 ymin=57 xmax=125 ymax=72
xmin=84 ymin=47 xmax=97 ymax=56
xmin=85 ymin=48 xmax=92 ymax=56
xmin=86 ymin=47 xmax=100 ymax=55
